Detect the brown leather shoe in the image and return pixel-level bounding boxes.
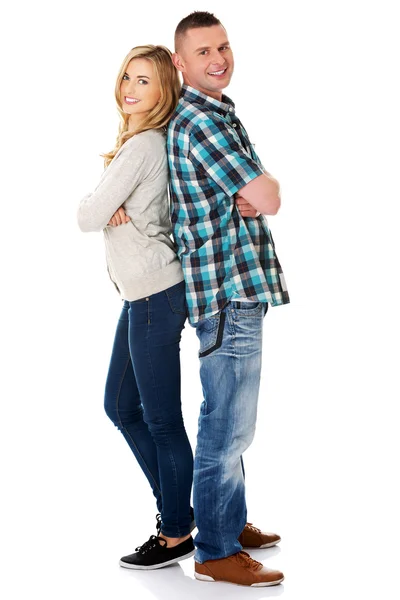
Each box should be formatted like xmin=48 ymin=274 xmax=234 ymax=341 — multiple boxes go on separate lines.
xmin=195 ymin=551 xmax=284 ymax=587
xmin=238 ymin=522 xmax=281 ymax=548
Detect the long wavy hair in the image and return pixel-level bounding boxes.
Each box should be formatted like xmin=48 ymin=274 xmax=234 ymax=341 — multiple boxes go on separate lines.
xmin=103 ymin=45 xmax=181 ymax=167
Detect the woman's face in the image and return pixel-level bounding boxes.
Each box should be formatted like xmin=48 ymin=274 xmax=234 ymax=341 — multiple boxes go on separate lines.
xmin=120 ymin=58 xmax=161 ymax=119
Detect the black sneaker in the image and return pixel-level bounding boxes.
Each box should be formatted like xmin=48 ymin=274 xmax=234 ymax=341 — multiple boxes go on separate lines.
xmin=119 ymin=535 xmax=195 ymax=570
xmin=155 ymin=507 xmax=196 ymax=536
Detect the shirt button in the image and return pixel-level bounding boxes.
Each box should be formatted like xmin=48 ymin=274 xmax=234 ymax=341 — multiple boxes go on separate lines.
xmin=233 ymin=123 xmax=237 ymax=128
xmin=229 ymin=107 xmax=234 ymax=112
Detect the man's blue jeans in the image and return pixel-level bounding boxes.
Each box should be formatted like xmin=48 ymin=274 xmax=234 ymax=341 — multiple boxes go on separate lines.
xmin=192 ymin=299 xmax=268 ymax=563
xmin=104 ymin=280 xmax=194 ymax=537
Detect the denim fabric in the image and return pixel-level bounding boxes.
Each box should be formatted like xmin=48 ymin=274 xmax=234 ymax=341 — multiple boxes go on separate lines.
xmin=191 ymin=300 xmax=268 ymax=562
xmin=104 ymin=280 xmax=194 ymax=537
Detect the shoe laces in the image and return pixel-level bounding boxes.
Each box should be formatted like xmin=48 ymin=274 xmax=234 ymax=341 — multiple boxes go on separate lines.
xmin=135 ymin=534 xmax=165 ymax=555
xmin=245 ymin=522 xmax=262 ymax=534
xmin=155 ymin=513 xmax=162 ymax=535
xmin=156 ymin=510 xmax=194 ymax=535
xmin=235 ymin=550 xmax=263 ymax=572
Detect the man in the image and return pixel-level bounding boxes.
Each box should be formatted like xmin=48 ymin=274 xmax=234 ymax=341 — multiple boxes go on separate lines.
xmin=167 ymin=11 xmax=290 ymax=587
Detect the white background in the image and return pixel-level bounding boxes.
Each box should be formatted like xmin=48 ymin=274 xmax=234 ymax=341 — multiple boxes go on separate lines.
xmin=1 ymin=1 xmax=399 ymax=598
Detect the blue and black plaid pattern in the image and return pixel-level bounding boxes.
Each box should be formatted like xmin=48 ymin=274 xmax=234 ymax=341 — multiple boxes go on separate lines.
xmin=167 ymin=85 xmax=290 ymax=324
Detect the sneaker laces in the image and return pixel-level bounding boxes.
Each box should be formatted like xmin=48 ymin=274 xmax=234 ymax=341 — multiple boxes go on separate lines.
xmin=245 ymin=522 xmax=262 ymax=534
xmin=135 ymin=534 xmax=166 ymax=555
xmin=156 ymin=510 xmax=194 ymax=535
xmin=155 ymin=513 xmax=162 ymax=535
xmin=235 ymin=550 xmax=263 ymax=572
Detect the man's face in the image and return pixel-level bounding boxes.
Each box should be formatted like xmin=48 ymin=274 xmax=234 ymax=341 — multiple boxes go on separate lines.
xmin=174 ymin=25 xmax=234 ymax=98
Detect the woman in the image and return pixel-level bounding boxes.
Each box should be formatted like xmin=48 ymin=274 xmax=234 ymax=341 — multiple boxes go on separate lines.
xmin=77 ymin=45 xmax=195 ymax=570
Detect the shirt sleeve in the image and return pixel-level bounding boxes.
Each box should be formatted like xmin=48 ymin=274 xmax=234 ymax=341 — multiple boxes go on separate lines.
xmin=77 ymin=137 xmax=148 ymax=232
xmin=187 ymin=116 xmax=265 ymax=198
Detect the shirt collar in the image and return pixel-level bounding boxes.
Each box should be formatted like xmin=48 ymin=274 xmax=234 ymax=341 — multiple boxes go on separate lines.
xmin=180 ymin=84 xmax=235 ymax=116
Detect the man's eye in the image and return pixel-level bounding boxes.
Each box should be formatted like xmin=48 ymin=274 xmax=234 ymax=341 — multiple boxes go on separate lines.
xmin=200 ymin=50 xmax=208 ymax=56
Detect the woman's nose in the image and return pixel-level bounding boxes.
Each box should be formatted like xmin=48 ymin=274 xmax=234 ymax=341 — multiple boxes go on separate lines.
xmin=124 ymin=81 xmax=136 ymax=96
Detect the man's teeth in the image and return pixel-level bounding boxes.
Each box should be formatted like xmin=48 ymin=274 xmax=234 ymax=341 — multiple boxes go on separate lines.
xmin=208 ymin=68 xmax=226 ymax=76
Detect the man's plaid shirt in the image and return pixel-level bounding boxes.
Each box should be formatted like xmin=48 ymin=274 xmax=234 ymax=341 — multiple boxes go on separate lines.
xmin=167 ymin=84 xmax=290 ymax=324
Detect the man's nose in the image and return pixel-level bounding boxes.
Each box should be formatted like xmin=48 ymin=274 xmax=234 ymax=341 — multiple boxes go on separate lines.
xmin=209 ymin=49 xmax=226 ymax=66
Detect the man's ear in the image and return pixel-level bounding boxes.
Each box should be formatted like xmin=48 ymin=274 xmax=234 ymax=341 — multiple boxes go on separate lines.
xmin=172 ymin=52 xmax=185 ymax=73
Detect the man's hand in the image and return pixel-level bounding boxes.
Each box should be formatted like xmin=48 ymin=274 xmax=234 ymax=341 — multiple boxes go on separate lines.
xmin=235 ymin=194 xmax=260 ymax=218
xmin=108 ymin=207 xmax=130 ymax=227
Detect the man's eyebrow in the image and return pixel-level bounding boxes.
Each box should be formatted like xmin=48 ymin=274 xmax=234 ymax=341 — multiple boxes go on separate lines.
xmin=194 ymin=41 xmax=230 ymax=53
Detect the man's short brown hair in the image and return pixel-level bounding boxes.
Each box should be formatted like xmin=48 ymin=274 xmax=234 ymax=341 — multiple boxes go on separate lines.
xmin=174 ymin=11 xmax=223 ymax=52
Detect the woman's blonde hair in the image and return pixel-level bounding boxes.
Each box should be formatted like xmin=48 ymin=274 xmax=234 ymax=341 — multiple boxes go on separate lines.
xmin=103 ymin=45 xmax=181 ymax=167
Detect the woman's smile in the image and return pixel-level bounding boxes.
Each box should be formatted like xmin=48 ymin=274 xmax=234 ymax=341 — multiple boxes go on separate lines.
xmin=124 ymin=97 xmax=141 ymax=105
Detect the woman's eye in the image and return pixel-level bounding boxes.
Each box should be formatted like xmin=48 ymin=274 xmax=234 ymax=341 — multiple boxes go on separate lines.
xmin=122 ymin=74 xmax=129 ymax=80
xmin=138 ymin=79 xmax=148 ymax=85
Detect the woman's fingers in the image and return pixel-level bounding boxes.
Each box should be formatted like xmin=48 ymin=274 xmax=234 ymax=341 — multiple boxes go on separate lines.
xmin=118 ymin=208 xmax=126 ymax=224
xmin=114 ymin=209 xmax=122 ymax=226
xmin=117 ymin=207 xmax=130 ymax=225
xmin=108 ymin=208 xmax=128 ymax=226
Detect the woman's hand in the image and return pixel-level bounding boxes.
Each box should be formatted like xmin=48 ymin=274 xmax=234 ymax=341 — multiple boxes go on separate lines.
xmin=108 ymin=207 xmax=131 ymax=227
xmin=235 ymin=194 xmax=260 ymax=218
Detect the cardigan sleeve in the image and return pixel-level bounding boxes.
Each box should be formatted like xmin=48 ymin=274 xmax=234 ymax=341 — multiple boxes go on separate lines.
xmin=77 ymin=137 xmax=148 ymax=232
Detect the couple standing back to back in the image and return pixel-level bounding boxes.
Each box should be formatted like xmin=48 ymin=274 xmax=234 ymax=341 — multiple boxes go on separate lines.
xmin=77 ymin=10 xmax=289 ymax=588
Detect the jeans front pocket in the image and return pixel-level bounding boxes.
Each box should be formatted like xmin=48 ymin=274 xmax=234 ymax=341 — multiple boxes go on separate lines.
xmin=232 ymin=301 xmax=264 ymax=317
xmin=196 ymin=312 xmax=226 ymax=358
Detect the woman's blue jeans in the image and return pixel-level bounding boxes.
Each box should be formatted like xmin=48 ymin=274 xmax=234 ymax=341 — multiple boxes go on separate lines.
xmin=104 ymin=280 xmax=193 ymax=537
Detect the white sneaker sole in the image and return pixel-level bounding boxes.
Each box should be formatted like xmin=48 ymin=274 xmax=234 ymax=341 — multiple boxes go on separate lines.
xmin=194 ymin=572 xmax=284 ymax=586
xmin=119 ymin=549 xmax=195 ymax=570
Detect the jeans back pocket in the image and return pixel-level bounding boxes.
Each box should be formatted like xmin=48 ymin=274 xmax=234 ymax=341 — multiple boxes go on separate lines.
xmin=165 ymin=280 xmax=187 ymax=315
